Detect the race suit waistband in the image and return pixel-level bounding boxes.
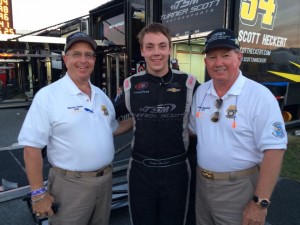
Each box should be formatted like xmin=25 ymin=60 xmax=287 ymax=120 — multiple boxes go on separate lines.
xmin=132 ymin=151 xmax=187 ymax=167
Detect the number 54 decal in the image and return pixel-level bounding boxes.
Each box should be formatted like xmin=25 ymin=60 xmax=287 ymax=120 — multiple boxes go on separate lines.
xmin=240 ymin=0 xmax=278 ymax=30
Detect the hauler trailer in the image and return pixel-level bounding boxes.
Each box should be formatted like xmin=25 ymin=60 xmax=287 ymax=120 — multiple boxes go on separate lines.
xmin=233 ymin=0 xmax=300 ymax=128
xmin=161 ymin=0 xmax=300 ymax=128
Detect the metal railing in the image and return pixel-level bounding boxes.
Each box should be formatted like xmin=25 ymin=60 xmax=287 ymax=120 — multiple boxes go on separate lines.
xmin=0 ymin=140 xmax=132 ymax=205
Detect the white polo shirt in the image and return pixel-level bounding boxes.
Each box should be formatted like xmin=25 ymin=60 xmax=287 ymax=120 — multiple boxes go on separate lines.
xmin=189 ymin=72 xmax=287 ymax=172
xmin=18 ymin=74 xmax=119 ymax=171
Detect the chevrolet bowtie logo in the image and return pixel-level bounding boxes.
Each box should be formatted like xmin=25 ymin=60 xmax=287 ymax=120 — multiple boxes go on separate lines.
xmin=167 ymin=88 xmax=180 ymax=92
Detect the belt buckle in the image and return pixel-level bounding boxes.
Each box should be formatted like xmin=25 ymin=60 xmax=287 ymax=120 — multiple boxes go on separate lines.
xmin=201 ymin=170 xmax=214 ymax=179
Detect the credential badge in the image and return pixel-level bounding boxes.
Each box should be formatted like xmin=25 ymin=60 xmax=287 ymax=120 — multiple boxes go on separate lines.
xmin=101 ymin=105 xmax=109 ymax=116
xmin=226 ymin=105 xmax=237 ymax=119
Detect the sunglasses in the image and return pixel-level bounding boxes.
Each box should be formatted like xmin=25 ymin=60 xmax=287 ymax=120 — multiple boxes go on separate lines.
xmin=211 ymin=98 xmax=223 ymax=122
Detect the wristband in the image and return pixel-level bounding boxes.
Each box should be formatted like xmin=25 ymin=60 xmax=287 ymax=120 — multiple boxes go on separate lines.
xmin=31 ymin=193 xmax=47 ymax=203
xmin=31 ymin=187 xmax=47 ymax=197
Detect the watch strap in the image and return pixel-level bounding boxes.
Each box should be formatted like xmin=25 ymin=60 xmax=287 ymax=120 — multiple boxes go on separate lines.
xmin=252 ymin=195 xmax=259 ymax=203
xmin=253 ymin=195 xmax=270 ymax=208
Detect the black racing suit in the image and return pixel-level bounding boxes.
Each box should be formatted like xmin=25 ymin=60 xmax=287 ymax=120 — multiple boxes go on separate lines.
xmin=116 ymin=68 xmax=199 ymax=225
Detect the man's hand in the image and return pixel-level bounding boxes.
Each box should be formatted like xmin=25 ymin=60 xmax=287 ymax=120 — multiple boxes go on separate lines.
xmin=32 ymin=192 xmax=55 ymax=217
xmin=242 ymin=200 xmax=267 ymax=225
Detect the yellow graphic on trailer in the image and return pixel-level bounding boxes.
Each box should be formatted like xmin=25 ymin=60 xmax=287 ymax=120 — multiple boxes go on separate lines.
xmin=238 ymin=0 xmax=300 ymax=83
xmin=240 ymin=0 xmax=277 ymax=30
xmin=268 ymin=62 xmax=300 ymax=82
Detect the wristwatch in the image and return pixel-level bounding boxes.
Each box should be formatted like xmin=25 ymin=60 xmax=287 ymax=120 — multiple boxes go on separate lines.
xmin=253 ymin=195 xmax=271 ymax=209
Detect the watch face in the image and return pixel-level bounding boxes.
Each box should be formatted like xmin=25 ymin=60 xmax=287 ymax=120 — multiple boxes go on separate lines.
xmin=260 ymin=199 xmax=269 ymax=208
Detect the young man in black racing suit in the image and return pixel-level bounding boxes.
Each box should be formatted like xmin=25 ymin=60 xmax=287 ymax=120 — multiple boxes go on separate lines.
xmin=115 ymin=23 xmax=199 ymax=225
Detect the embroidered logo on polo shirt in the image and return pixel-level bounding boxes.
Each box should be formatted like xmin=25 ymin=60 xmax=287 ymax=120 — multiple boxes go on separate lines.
xmin=226 ymin=105 xmax=237 ymax=119
xmin=196 ymin=106 xmax=209 ymax=118
xmin=67 ymin=105 xmax=83 ymax=113
xmin=272 ymin=122 xmax=285 ymax=138
xmin=101 ymin=105 xmax=109 ymax=116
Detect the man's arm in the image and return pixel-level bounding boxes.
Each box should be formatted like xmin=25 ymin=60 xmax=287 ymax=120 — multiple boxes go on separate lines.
xmin=24 ymin=146 xmax=54 ymax=217
xmin=242 ymin=149 xmax=285 ymax=225
xmin=24 ymin=146 xmax=44 ymax=190
xmin=113 ymin=118 xmax=133 ymax=136
xmin=254 ymin=149 xmax=285 ymax=200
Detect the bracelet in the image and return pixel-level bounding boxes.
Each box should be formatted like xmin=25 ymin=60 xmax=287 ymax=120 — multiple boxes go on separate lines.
xmin=31 ymin=192 xmax=47 ymax=203
xmin=31 ymin=187 xmax=47 ymax=197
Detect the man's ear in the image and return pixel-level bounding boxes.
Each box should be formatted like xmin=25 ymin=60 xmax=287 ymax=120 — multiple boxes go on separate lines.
xmin=238 ymin=52 xmax=243 ymax=62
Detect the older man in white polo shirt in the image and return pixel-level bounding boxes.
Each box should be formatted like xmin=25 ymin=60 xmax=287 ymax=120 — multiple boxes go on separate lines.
xmin=189 ymin=28 xmax=287 ymax=225
xmin=18 ymin=32 xmax=131 ymax=225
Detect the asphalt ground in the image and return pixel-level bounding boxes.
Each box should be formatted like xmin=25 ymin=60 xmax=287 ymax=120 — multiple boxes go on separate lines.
xmin=1 ymin=102 xmax=300 ymax=225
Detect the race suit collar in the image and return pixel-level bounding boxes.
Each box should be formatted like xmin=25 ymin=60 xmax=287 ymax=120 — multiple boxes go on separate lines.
xmin=146 ymin=68 xmax=173 ymax=85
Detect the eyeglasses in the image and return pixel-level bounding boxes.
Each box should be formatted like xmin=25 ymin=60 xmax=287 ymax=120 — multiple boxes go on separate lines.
xmin=67 ymin=51 xmax=96 ymax=60
xmin=211 ymin=98 xmax=223 ymax=122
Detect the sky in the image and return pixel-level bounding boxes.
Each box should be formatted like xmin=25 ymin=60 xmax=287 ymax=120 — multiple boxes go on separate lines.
xmin=11 ymin=0 xmax=110 ymax=31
